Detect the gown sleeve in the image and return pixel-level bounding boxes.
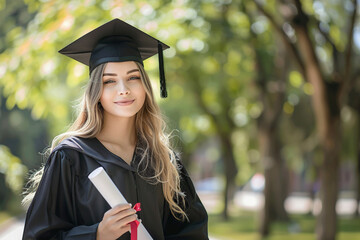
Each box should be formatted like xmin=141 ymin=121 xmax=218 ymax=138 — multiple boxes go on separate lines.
xmin=163 ymin=161 xmax=209 ymax=240
xmin=22 ymin=149 xmax=99 ymax=240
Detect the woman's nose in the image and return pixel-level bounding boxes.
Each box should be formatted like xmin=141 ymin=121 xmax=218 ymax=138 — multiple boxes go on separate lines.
xmin=117 ymin=81 xmax=130 ymax=95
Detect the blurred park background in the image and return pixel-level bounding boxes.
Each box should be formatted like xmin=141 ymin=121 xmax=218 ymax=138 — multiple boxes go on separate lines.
xmin=0 ymin=0 xmax=360 ymax=239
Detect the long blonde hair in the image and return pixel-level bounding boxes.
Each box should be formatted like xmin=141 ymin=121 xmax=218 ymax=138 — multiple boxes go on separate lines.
xmin=23 ymin=62 xmax=187 ymax=220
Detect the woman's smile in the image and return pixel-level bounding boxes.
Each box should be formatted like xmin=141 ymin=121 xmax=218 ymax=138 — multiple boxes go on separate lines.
xmin=114 ymin=99 xmax=135 ymax=106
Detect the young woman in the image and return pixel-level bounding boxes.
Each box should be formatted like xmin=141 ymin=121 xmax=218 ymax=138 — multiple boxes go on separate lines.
xmin=22 ymin=19 xmax=208 ymax=240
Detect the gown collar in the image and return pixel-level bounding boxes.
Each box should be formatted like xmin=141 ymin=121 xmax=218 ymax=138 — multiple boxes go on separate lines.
xmin=54 ymin=136 xmax=141 ymax=172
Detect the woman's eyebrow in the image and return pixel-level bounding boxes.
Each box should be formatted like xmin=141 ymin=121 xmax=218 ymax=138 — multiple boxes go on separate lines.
xmin=127 ymin=69 xmax=140 ymax=74
xmin=102 ymin=69 xmax=139 ymax=76
xmin=103 ymin=73 xmax=117 ymax=76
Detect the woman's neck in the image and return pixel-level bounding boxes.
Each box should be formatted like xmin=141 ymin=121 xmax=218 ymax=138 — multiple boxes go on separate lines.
xmin=97 ymin=114 xmax=136 ymax=147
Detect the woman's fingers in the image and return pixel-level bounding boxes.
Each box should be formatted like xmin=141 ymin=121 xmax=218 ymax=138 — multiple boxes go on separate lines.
xmin=106 ymin=207 xmax=137 ymax=224
xmin=115 ymin=213 xmax=138 ymax=226
xmin=105 ymin=203 xmax=132 ymax=216
xmin=96 ymin=203 xmax=139 ymax=240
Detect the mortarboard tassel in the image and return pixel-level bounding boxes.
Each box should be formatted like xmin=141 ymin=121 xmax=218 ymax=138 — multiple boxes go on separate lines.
xmin=158 ymin=41 xmax=167 ymax=98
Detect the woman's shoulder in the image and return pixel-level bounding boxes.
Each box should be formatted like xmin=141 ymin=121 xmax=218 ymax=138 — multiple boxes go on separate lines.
xmin=50 ymin=136 xmax=109 ymax=166
xmin=47 ymin=137 xmax=100 ymax=174
xmin=48 ymin=136 xmax=99 ymax=165
xmin=49 ymin=136 xmax=82 ymax=157
xmin=54 ymin=136 xmax=85 ymax=150
xmin=53 ymin=136 xmax=99 ymax=154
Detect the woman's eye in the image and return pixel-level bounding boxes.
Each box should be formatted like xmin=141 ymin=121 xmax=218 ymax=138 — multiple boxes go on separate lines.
xmin=103 ymin=79 xmax=115 ymax=84
xmin=129 ymin=76 xmax=141 ymax=81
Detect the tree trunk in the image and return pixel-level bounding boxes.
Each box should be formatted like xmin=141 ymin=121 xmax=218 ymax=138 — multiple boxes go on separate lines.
xmin=248 ymin=22 xmax=290 ymax=236
xmin=293 ymin=11 xmax=341 ymax=240
xmin=248 ymin=28 xmax=290 ymax=236
xmin=356 ymin=143 xmax=360 ymax=217
xmin=356 ymin=110 xmax=360 ymax=217
xmin=189 ymin=71 xmax=238 ymax=220
xmin=259 ymin=125 xmax=289 ymax=236
xmin=317 ymin=117 xmax=341 ymax=240
xmin=220 ymin=133 xmax=238 ymax=220
xmin=0 ymin=175 xmax=9 ymax=209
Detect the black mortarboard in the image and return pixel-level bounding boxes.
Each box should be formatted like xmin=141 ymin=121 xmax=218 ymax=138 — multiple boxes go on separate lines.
xmin=58 ymin=18 xmax=169 ymax=98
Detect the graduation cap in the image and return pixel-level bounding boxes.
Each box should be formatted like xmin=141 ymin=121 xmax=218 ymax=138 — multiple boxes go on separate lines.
xmin=59 ymin=18 xmax=169 ymax=98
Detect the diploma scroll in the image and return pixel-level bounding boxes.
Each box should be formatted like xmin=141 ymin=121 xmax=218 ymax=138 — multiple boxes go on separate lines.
xmin=88 ymin=167 xmax=153 ymax=240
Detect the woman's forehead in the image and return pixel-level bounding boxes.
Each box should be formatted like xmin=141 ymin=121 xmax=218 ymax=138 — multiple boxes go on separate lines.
xmin=103 ymin=61 xmax=139 ymax=74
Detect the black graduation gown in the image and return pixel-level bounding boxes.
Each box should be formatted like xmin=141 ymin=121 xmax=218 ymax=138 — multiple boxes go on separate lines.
xmin=22 ymin=136 xmax=208 ymax=240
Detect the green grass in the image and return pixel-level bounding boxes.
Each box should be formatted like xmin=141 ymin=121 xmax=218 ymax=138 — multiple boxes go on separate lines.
xmin=208 ymin=211 xmax=360 ymax=240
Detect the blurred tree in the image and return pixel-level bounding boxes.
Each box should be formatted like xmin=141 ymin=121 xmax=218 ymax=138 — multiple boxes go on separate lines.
xmin=347 ymin=67 xmax=360 ymax=217
xmin=189 ymin=2 xmax=239 ymax=220
xmin=0 ymin=96 xmax=48 ymax=210
xmin=0 ymin=145 xmax=27 ymax=193
xmin=0 ymin=0 xmax=35 ymax=50
xmin=154 ymin=0 xmax=261 ymax=219
xmin=159 ymin=1 xmax=243 ymax=219
xmin=255 ymin=0 xmax=359 ymax=239
xmin=242 ymin=1 xmax=291 ymax=235
xmin=357 ymin=113 xmax=360 ymax=217
xmin=0 ymin=0 xmax=45 ymax=213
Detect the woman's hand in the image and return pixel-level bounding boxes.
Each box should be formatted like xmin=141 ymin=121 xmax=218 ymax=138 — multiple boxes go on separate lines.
xmin=96 ymin=203 xmax=137 ymax=240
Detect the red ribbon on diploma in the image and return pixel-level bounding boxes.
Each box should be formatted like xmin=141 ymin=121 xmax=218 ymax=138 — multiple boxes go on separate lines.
xmin=130 ymin=203 xmax=141 ymax=240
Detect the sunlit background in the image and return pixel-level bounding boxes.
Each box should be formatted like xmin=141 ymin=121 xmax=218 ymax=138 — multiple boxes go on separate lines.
xmin=0 ymin=0 xmax=360 ymax=239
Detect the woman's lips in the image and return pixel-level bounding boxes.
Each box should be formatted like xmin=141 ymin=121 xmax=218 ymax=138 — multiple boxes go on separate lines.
xmin=114 ymin=100 xmax=135 ymax=106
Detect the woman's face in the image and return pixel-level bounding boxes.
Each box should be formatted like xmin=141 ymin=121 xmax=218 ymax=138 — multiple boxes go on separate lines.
xmin=100 ymin=61 xmax=146 ymax=118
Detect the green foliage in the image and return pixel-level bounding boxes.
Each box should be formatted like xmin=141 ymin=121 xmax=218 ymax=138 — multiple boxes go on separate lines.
xmin=0 ymin=145 xmax=27 ymax=193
